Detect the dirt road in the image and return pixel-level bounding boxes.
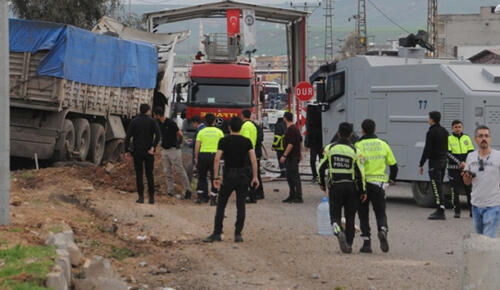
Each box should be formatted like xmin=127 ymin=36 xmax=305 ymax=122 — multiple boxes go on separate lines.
xmin=90 ymin=179 xmax=470 ymax=290
xmin=7 ymin=131 xmax=474 ymax=290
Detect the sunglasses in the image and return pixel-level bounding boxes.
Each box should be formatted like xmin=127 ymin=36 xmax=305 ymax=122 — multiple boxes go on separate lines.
xmin=476 ymin=134 xmax=490 ymax=138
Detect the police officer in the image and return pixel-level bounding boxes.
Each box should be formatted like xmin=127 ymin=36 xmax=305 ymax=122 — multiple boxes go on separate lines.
xmin=204 ymin=116 xmax=259 ymax=243
xmin=318 ymin=122 xmax=366 ymax=254
xmin=355 ymin=119 xmax=398 ymax=253
xmin=447 ymin=120 xmax=474 ymax=218
xmin=273 ymin=111 xmax=287 ymax=178
xmin=195 ymin=114 xmax=224 ymax=205
xmin=240 ymin=109 xmax=259 ymax=203
xmin=418 ymin=111 xmax=449 ymax=220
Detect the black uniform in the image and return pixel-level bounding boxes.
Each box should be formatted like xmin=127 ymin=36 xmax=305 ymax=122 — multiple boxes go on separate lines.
xmin=213 ymin=135 xmax=253 ymax=236
xmin=318 ymin=139 xmax=365 ymax=251
xmin=419 ymin=123 xmax=449 ymax=210
xmin=273 ymin=118 xmax=287 ymax=177
xmin=305 ymin=126 xmax=323 ymax=180
xmin=249 ymin=122 xmax=265 ymax=200
xmin=125 ymin=113 xmax=161 ymax=202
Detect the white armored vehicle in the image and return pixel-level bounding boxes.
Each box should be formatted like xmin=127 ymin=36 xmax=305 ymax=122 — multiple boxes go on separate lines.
xmin=311 ymin=44 xmax=500 ymax=207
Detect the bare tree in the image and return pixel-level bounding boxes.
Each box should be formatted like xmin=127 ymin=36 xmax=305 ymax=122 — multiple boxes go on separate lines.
xmin=11 ymin=0 xmax=122 ymax=30
xmin=337 ymin=32 xmax=358 ymax=60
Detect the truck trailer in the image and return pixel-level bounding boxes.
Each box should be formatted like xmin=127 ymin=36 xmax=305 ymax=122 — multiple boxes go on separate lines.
xmin=311 ymin=47 xmax=500 ymax=207
xmin=9 ymin=19 xmax=158 ymax=164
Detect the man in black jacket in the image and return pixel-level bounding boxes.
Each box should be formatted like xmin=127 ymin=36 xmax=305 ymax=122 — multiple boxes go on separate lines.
xmin=418 ymin=111 xmax=449 ymax=220
xmin=272 ymin=114 xmax=287 ymax=178
xmin=125 ymin=104 xmax=161 ymax=204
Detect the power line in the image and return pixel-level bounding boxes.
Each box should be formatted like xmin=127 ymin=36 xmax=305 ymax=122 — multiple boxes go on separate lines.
xmin=366 ymin=0 xmax=410 ymax=34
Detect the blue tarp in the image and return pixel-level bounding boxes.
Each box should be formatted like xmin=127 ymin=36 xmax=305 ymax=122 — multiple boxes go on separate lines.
xmin=9 ymin=18 xmax=158 ymax=89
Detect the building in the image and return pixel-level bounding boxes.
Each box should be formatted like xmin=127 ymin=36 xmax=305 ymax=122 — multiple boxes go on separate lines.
xmin=469 ymin=49 xmax=500 ymax=64
xmin=438 ymin=6 xmax=500 ymax=59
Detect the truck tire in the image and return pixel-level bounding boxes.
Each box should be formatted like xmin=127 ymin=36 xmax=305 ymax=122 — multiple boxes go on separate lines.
xmin=53 ymin=119 xmax=75 ymax=161
xmin=72 ymin=118 xmax=91 ymax=161
xmin=88 ymin=123 xmax=106 ymax=165
xmin=411 ymin=181 xmax=436 ymax=207
xmin=103 ymin=139 xmax=124 ymax=163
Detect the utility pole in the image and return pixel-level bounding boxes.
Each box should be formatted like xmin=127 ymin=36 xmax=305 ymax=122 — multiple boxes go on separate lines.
xmin=290 ymin=1 xmax=321 ymax=57
xmin=427 ymin=0 xmax=438 ymax=57
xmin=0 ymin=0 xmax=11 ymax=225
xmin=355 ymin=0 xmax=368 ymax=55
xmin=324 ymin=0 xmax=334 ymax=62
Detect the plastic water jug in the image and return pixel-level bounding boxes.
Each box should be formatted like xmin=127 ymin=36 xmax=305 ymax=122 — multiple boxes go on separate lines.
xmin=317 ymin=197 xmax=333 ymax=236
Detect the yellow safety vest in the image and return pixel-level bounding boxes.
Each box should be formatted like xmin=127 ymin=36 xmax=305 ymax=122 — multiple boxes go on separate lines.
xmin=319 ymin=143 xmax=365 ymax=190
xmin=197 ymin=126 xmax=224 ymax=153
xmin=272 ymin=135 xmax=285 ymax=151
xmin=355 ymin=138 xmax=397 ymax=183
xmin=240 ymin=120 xmax=257 ymax=148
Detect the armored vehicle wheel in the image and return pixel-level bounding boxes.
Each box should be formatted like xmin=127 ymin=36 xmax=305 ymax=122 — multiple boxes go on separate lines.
xmin=88 ymin=123 xmax=106 ymax=165
xmin=411 ymin=181 xmax=436 ymax=207
xmin=72 ymin=118 xmax=91 ymax=161
xmin=53 ymin=119 xmax=75 ymax=161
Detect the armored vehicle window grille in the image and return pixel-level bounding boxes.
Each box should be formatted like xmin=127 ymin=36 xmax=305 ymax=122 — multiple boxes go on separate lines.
xmin=326 ymin=71 xmax=345 ymax=103
xmin=486 ymin=106 xmax=500 ymax=125
xmin=441 ymin=101 xmax=463 ymax=129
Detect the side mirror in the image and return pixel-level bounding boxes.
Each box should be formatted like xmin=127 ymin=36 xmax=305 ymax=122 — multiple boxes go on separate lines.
xmin=316 ymin=82 xmax=326 ymax=103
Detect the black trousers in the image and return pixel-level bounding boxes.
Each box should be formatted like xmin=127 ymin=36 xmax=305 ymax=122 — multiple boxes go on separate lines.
xmin=359 ymin=183 xmax=388 ymax=239
xmin=133 ymin=151 xmax=155 ymax=198
xmin=249 ymin=159 xmax=264 ymax=200
xmin=449 ymin=170 xmax=472 ymax=213
xmin=429 ymin=159 xmax=446 ymax=209
xmin=329 ymin=182 xmax=359 ymax=245
xmin=309 ymin=147 xmax=322 ymax=178
xmin=197 ymin=153 xmax=216 ymax=199
xmin=213 ymin=168 xmax=250 ymax=235
xmin=285 ymin=156 xmax=302 ymax=199
xmin=276 ymin=150 xmax=286 ymax=176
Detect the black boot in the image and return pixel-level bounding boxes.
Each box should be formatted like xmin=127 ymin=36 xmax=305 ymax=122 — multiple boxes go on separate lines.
xmin=378 ymin=227 xmax=389 ymax=253
xmin=210 ymin=195 xmax=217 ymax=206
xmin=184 ymin=190 xmax=192 ymax=200
xmin=360 ymin=239 xmax=372 ymax=253
xmin=136 ymin=194 xmax=144 ymax=204
xmin=282 ymin=196 xmax=294 ymax=203
xmin=428 ymin=208 xmax=446 ymax=220
xmin=234 ymin=234 xmax=243 ymax=243
xmin=203 ymin=233 xmax=222 ymax=243
xmin=454 ymin=209 xmax=460 ymax=218
xmin=149 ymin=195 xmax=155 ymax=204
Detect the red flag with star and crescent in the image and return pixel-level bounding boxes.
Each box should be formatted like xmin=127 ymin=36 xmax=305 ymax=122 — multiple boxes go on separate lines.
xmin=227 ymin=9 xmax=240 ymax=36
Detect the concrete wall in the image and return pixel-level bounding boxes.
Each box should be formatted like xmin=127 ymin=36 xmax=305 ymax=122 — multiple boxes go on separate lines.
xmin=438 ymin=6 xmax=500 ymax=58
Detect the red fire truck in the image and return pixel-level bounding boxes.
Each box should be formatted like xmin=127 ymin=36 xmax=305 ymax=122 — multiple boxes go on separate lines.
xmin=184 ymin=33 xmax=261 ymax=132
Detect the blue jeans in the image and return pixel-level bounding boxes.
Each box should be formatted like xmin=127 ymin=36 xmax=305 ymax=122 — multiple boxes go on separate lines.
xmin=472 ymin=205 xmax=500 ymax=238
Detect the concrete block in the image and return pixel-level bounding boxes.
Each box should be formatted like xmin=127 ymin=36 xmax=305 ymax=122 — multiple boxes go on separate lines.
xmin=85 ymin=256 xmax=114 ymax=279
xmin=55 ymin=249 xmax=71 ymax=284
xmin=463 ymin=233 xmax=500 ymax=289
xmin=61 ymin=230 xmax=75 ymax=243
xmin=46 ymin=265 xmax=68 ymax=290
xmin=67 ymin=242 xmax=83 ymax=266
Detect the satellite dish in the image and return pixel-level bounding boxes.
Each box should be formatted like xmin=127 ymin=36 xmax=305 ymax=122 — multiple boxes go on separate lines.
xmin=495 ymin=4 xmax=500 ymax=13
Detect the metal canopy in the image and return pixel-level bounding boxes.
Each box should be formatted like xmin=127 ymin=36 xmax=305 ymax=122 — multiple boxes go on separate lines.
xmin=145 ymin=0 xmax=308 ymax=118
xmin=144 ymin=0 xmax=308 ymax=26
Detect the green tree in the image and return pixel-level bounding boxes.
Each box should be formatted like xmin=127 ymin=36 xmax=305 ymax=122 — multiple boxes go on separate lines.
xmin=10 ymin=0 xmax=122 ymax=30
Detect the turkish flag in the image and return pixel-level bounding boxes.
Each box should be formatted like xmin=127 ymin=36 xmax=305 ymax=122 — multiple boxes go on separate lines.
xmin=227 ymin=9 xmax=240 ymax=35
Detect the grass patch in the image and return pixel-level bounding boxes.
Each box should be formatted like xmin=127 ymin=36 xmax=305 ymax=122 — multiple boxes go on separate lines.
xmin=109 ymin=246 xmax=136 ymax=261
xmin=73 ymin=217 xmax=88 ymax=223
xmin=7 ymin=228 xmax=23 ymax=233
xmin=0 ymin=244 xmax=55 ymax=290
xmin=49 ymin=225 xmax=63 ymax=234
xmin=22 ymin=171 xmax=33 ymax=180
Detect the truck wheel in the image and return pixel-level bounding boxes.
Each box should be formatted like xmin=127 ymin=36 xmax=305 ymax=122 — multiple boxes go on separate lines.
xmin=411 ymin=181 xmax=436 ymax=207
xmin=88 ymin=123 xmax=106 ymax=165
xmin=72 ymin=118 xmax=91 ymax=161
xmin=53 ymin=119 xmax=75 ymax=161
xmin=103 ymin=139 xmax=124 ymax=163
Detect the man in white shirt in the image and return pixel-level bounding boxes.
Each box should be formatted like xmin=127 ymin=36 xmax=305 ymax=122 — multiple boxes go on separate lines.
xmin=463 ymin=125 xmax=500 ymax=238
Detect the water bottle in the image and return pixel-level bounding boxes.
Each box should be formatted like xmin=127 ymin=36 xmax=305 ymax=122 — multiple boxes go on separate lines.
xmin=317 ymin=197 xmax=333 ymax=236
